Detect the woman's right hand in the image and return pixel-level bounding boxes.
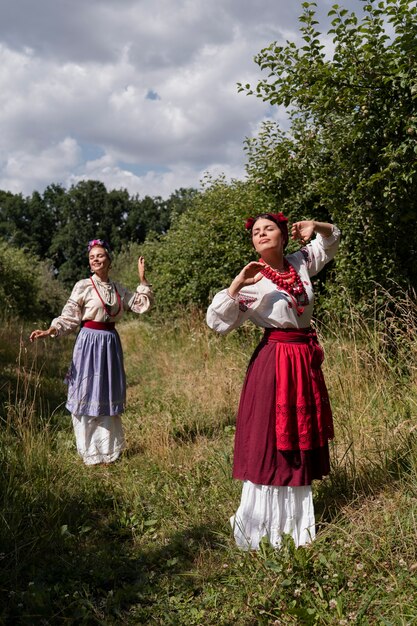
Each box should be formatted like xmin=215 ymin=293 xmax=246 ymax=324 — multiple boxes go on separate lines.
xmin=30 ymin=328 xmax=55 ymax=342
xmin=228 ymin=261 xmax=264 ymax=298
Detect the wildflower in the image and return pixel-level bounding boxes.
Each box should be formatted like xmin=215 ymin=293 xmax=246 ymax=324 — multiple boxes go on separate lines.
xmin=294 ymin=588 xmax=302 ymax=597
xmin=329 ymin=598 xmax=338 ymax=609
xmin=347 ymin=581 xmax=354 ymax=588
xmin=356 ymin=562 xmax=364 ymax=571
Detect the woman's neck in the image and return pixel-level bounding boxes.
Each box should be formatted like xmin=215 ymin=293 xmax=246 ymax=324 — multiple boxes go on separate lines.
xmin=260 ymin=250 xmax=285 ymax=270
xmin=94 ymin=270 xmax=110 ymax=282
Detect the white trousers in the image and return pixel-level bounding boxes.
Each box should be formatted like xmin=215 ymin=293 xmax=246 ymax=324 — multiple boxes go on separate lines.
xmin=72 ymin=414 xmax=126 ymax=465
xmin=231 ymin=481 xmax=315 ymax=550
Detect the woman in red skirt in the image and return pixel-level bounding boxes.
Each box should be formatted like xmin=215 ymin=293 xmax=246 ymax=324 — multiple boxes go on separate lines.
xmin=206 ymin=213 xmax=340 ymax=549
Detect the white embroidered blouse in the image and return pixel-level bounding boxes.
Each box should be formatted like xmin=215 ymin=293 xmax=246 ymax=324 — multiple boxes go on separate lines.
xmin=50 ymin=276 xmax=153 ymax=336
xmin=206 ymin=226 xmax=341 ymax=335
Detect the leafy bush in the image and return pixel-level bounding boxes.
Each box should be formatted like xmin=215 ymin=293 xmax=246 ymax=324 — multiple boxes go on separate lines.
xmin=0 ymin=242 xmax=66 ymax=320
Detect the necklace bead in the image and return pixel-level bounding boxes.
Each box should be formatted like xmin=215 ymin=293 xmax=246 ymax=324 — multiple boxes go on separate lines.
xmin=259 ymin=258 xmax=309 ymax=316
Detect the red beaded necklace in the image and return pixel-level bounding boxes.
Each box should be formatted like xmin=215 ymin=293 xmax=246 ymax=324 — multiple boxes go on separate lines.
xmin=259 ymin=258 xmax=309 ymax=316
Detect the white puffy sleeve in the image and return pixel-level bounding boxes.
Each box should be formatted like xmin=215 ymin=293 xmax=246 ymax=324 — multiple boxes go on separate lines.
xmin=50 ymin=281 xmax=85 ymax=336
xmin=119 ymin=283 xmax=154 ymax=314
xmin=302 ymin=225 xmax=341 ymax=277
xmin=206 ymin=288 xmax=256 ymax=335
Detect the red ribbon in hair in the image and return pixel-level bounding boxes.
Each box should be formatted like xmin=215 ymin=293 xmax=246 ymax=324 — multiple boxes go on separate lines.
xmin=244 ymin=212 xmax=288 ymax=230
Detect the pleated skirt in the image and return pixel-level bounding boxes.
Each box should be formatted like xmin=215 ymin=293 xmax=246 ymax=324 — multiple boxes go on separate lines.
xmin=65 ymin=327 xmax=126 ymax=417
xmin=231 ymin=481 xmax=315 ymax=550
xmin=65 ymin=327 xmax=127 ymax=464
xmin=233 ymin=333 xmax=333 ymax=487
xmin=72 ymin=413 xmax=125 ymax=465
xmin=231 ymin=331 xmax=333 ymax=548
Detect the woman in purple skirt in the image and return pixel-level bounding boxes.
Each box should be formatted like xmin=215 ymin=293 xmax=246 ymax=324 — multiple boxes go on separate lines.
xmin=30 ymin=239 xmax=153 ymax=465
xmin=206 ymin=214 xmax=340 ymax=549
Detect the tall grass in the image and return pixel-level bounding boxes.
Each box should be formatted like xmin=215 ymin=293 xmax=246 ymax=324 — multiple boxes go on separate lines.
xmin=1 ymin=295 xmax=417 ymax=624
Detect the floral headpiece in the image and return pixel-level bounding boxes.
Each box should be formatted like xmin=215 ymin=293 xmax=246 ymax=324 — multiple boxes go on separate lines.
xmin=245 ymin=212 xmax=289 ymax=247
xmin=87 ymin=238 xmax=112 ymax=258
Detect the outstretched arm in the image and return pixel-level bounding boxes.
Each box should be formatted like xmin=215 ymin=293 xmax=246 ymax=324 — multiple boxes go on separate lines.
xmin=30 ymin=327 xmax=57 ymax=342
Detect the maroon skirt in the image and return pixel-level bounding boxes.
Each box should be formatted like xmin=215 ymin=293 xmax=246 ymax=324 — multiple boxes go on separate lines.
xmin=232 ymin=328 xmax=334 ymax=487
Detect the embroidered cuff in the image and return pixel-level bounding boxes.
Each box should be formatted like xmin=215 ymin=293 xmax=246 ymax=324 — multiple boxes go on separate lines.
xmin=137 ymin=284 xmax=153 ymax=292
xmin=226 ymin=290 xmax=238 ymax=301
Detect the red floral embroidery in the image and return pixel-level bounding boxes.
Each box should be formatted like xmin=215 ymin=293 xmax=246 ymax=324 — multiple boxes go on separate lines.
xmin=238 ymin=294 xmax=257 ymax=312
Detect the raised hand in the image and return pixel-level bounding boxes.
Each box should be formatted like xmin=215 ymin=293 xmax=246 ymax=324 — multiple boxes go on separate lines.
xmin=228 ymin=261 xmax=264 ymax=298
xmin=138 ymin=256 xmax=148 ymax=284
xmin=236 ymin=261 xmax=265 ymax=286
xmin=291 ymin=220 xmax=316 ymax=244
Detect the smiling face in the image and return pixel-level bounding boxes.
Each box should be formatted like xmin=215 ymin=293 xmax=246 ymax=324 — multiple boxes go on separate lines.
xmin=89 ymin=246 xmax=111 ymax=275
xmin=251 ymin=218 xmax=284 ymax=256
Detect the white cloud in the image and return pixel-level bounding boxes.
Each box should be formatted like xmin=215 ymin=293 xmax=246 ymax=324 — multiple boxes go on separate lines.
xmin=0 ymin=137 xmax=80 ymax=194
xmin=66 ymin=152 xmax=246 ymax=199
xmin=0 ymin=0 xmax=366 ymax=197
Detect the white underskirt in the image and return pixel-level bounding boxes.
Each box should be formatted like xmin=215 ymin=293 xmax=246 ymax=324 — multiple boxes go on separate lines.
xmin=72 ymin=414 xmax=126 ymax=465
xmin=231 ymin=481 xmax=315 ymax=550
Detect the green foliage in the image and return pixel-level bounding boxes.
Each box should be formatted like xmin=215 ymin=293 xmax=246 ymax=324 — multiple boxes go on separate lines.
xmin=0 ymin=241 xmax=66 ymax=319
xmin=124 ymin=187 xmax=199 ymax=244
xmin=240 ymin=0 xmax=417 ymax=310
xmin=113 ymin=176 xmax=275 ymax=311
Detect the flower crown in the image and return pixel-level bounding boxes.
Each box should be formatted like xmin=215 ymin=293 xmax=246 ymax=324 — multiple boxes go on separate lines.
xmin=87 ymin=238 xmax=112 ymax=256
xmin=244 ymin=212 xmax=288 ymax=231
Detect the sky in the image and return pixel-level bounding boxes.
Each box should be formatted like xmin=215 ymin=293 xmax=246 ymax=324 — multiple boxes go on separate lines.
xmin=0 ymin=0 xmax=364 ymax=199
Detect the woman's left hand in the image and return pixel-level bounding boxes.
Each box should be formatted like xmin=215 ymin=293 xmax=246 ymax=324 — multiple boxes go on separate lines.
xmin=138 ymin=256 xmax=148 ymax=284
xmin=291 ymin=220 xmax=315 ymax=244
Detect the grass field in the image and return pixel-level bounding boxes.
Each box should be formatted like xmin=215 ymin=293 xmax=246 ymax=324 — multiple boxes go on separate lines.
xmin=1 ymin=300 xmax=417 ymax=625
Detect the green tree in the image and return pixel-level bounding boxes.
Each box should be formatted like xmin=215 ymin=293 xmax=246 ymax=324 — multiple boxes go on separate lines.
xmin=240 ymin=0 xmax=417 ymax=309
xmin=0 ymin=191 xmax=29 ymax=247
xmin=49 ymin=180 xmax=128 ymax=285
xmin=0 ymin=188 xmax=63 ymax=259
xmin=0 ymin=242 xmax=66 ymax=319
xmin=123 ymin=188 xmax=198 ymax=244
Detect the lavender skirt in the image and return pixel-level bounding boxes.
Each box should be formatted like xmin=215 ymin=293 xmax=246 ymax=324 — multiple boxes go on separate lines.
xmin=65 ymin=327 xmax=126 ymax=417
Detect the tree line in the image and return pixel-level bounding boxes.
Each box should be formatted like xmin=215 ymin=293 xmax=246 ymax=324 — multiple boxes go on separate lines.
xmin=0 ymin=181 xmax=197 ymax=286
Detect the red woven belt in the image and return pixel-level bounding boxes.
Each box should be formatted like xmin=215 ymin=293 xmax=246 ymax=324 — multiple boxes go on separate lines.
xmin=264 ymin=327 xmax=311 ymax=344
xmin=81 ymin=321 xmax=116 ymax=330
xmin=263 ymin=327 xmax=324 ymax=369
